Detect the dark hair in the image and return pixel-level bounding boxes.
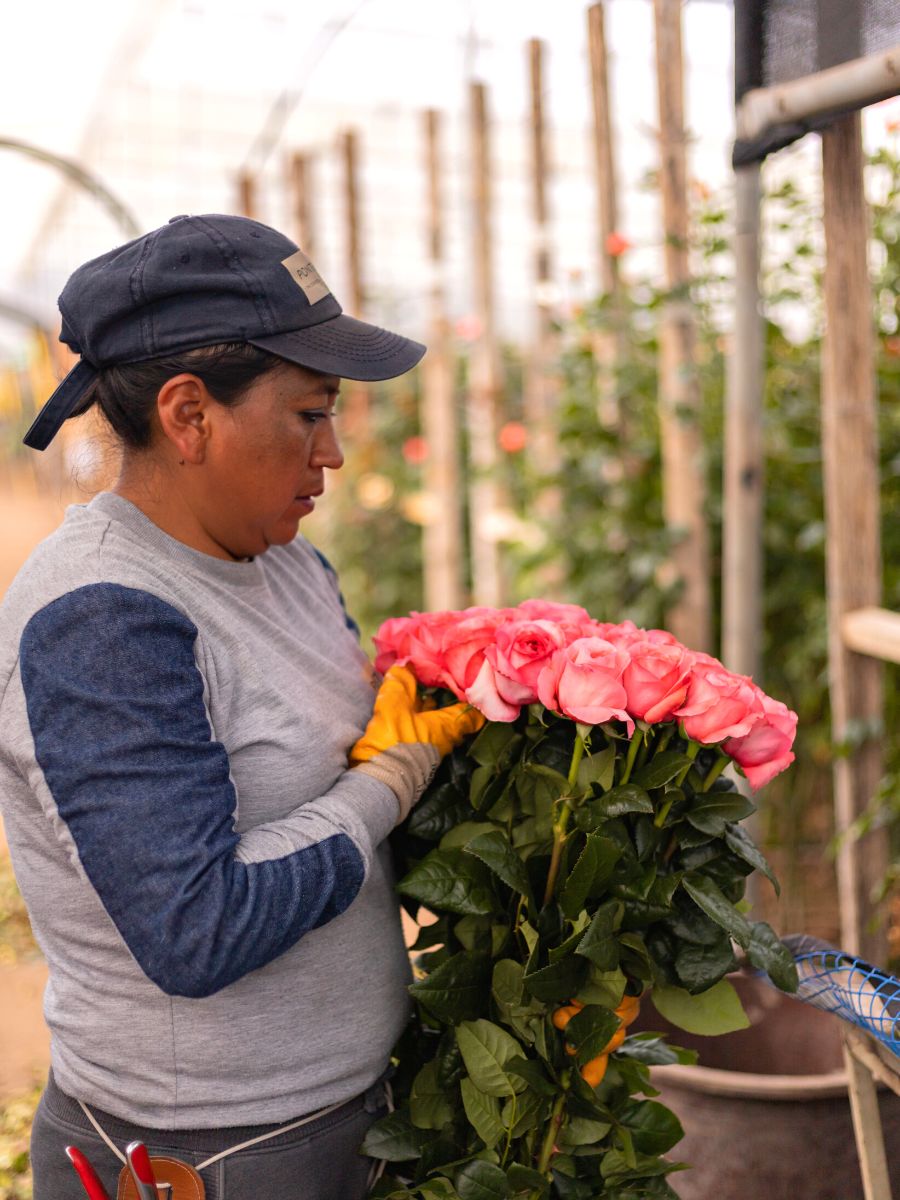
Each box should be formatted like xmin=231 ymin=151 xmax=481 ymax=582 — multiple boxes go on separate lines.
xmin=71 ymin=342 xmax=285 ymax=450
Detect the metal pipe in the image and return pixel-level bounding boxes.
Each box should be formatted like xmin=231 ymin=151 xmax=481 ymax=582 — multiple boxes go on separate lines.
xmin=737 ymin=44 xmax=900 ymax=143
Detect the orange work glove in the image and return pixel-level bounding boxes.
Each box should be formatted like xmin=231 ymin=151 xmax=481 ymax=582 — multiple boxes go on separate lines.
xmin=350 ymin=665 xmax=485 ymax=764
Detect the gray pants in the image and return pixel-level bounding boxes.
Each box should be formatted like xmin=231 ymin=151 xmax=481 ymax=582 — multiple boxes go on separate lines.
xmin=31 ymin=1072 xmax=387 ymax=1200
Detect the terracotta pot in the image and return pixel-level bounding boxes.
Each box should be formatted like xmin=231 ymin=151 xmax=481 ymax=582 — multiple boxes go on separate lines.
xmin=636 ymin=972 xmax=900 ymax=1200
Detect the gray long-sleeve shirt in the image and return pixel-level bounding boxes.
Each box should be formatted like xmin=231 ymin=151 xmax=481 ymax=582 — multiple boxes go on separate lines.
xmin=0 ymin=491 xmax=411 ymax=1129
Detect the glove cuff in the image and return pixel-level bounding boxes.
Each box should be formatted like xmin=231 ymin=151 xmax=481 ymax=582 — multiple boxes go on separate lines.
xmin=353 ymin=742 xmax=440 ymax=824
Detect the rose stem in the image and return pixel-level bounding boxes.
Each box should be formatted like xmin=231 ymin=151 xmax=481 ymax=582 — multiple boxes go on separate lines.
xmin=700 ymin=752 xmax=731 ymax=792
xmin=673 ymin=738 xmax=701 ymax=786
xmin=542 ymin=732 xmax=587 ymax=907
xmin=535 ymin=1089 xmax=567 ymax=1179
xmin=618 ymin=726 xmax=644 ymax=786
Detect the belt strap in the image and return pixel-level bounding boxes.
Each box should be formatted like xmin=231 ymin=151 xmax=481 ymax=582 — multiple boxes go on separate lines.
xmin=78 ymin=1095 xmax=349 ymax=1171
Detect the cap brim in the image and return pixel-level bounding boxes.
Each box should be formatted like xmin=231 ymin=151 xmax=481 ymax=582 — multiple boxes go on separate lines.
xmin=23 ymin=360 xmax=98 ymax=451
xmin=248 ymin=313 xmax=425 ymax=382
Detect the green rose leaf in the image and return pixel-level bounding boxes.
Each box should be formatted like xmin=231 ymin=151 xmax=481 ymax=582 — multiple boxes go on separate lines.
xmin=559 ymin=1115 xmax=612 ymax=1147
xmin=409 ymin=951 xmax=493 ymax=1023
xmin=576 ymin=965 xmax=627 ymax=1008
xmin=492 ymin=959 xmax=525 ymax=1015
xmin=455 ymin=1159 xmax=510 ymax=1200
xmin=408 ymin=784 xmax=473 ymax=842
xmin=651 ymin=979 xmax=750 ymax=1035
xmin=506 ymin=1164 xmax=549 ymax=1197
xmin=686 ymin=793 xmax=756 ymax=837
xmin=618 ymin=1099 xmax=684 ymax=1155
xmin=470 ymin=722 xmax=521 ymax=768
xmin=418 ymin=1182 xmax=461 ymax=1200
xmin=724 ymin=823 xmax=780 ymax=895
xmin=505 ymin=1055 xmax=558 ymax=1097
xmin=464 ymin=829 xmax=533 ymax=901
xmin=577 ymin=745 xmax=616 ymax=793
xmin=617 ymin=1034 xmax=698 ymax=1066
xmin=632 ymin=752 xmax=695 ymax=791
xmin=549 ymin=1170 xmax=593 ymax=1199
xmin=410 ymin=1059 xmax=457 ymax=1130
xmin=682 ymin=872 xmax=753 ymax=948
xmin=360 ymin=1112 xmax=426 ymax=1161
xmin=565 ymin=1004 xmax=622 ymax=1065
xmin=460 ymin=1077 xmax=505 ymax=1150
xmin=674 ymin=937 xmax=739 ymax=994
xmin=400 ymin=849 xmax=497 ymax=916
xmin=441 ymin=821 xmax=497 ymax=850
xmin=580 ymin=785 xmax=654 ymax=823
xmin=523 ymin=953 xmax=588 ymax=1003
xmin=457 ymin=1019 xmax=526 ymax=1097
xmin=560 ymin=835 xmax=620 ymax=919
xmin=746 ymin=921 xmax=800 ymax=992
xmin=575 ymin=899 xmax=622 ymax=970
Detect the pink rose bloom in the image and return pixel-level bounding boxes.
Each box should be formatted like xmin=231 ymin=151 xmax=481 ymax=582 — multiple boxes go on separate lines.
xmin=373 ymin=611 xmax=457 ymax=687
xmin=516 ymin=599 xmax=593 ymax=642
xmin=466 ymin=618 xmax=568 ymax=722
xmin=674 ymin=662 xmax=762 ymax=744
xmin=724 ymin=695 xmax=798 ymax=790
xmin=581 ymin=618 xmax=641 ymax=645
xmin=440 ymin=607 xmax=512 ymax=700
xmin=622 ymin=639 xmax=693 ymax=723
xmin=537 ymin=638 xmax=634 ymax=732
xmin=373 ymin=615 xmax=419 ymax=675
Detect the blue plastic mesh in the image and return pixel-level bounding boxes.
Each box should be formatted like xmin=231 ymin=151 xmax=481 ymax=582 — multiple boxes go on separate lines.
xmin=777 ymin=934 xmax=900 ymax=1058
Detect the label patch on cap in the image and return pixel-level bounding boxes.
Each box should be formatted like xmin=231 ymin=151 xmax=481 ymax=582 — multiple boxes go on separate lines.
xmin=281 ymin=251 xmax=331 ymax=304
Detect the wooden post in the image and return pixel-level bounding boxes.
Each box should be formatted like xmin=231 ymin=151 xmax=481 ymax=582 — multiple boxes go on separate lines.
xmin=288 ymin=151 xmax=316 ymax=257
xmin=340 ymin=129 xmax=368 ymax=437
xmin=821 ymin=112 xmax=888 ymax=963
xmin=468 ymin=81 xmax=505 ymax=607
xmin=237 ymin=171 xmax=256 ymax=219
xmin=587 ymin=2 xmax=625 ymax=436
xmin=525 ymin=39 xmax=563 ymax=596
xmin=722 ymin=163 xmax=764 ymax=683
xmin=652 ymin=0 xmax=711 ymax=652
xmin=587 ymin=3 xmax=620 ymax=298
xmin=422 ymin=109 xmax=465 ymax=612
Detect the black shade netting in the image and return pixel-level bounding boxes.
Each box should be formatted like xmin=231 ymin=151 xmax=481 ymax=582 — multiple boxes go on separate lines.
xmin=734 ymin=0 xmax=900 ymax=165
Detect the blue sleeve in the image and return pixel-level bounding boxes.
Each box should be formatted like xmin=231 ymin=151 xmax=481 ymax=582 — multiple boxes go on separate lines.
xmin=311 ymin=547 xmax=361 ymax=639
xmin=19 ymin=583 xmax=377 ymax=999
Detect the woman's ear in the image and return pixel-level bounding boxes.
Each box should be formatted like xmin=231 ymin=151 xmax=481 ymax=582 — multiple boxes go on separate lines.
xmin=155 ymin=374 xmax=213 ymax=465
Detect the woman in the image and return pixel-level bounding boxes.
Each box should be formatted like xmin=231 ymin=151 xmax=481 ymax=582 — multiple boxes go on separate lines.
xmin=0 ymin=214 xmax=482 ymax=1199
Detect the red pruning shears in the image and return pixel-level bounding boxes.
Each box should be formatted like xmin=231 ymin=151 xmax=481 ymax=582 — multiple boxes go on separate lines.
xmin=126 ymin=1141 xmax=160 ymax=1200
xmin=65 ymin=1146 xmax=111 ymax=1200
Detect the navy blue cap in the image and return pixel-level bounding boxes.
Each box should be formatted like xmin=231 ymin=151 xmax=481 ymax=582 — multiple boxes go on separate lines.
xmin=24 ymin=213 xmax=426 ymax=450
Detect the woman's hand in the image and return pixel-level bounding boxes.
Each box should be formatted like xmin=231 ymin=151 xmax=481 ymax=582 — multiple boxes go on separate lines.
xmin=350 ymin=665 xmax=485 ymax=763
xmin=350 ymin=666 xmax=485 ymax=822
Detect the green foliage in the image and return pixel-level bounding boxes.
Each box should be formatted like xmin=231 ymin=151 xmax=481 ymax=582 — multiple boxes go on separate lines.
xmin=372 ymin=713 xmax=794 ymax=1198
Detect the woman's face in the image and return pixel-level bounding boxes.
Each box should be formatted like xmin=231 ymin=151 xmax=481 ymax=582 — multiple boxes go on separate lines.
xmin=197 ymin=362 xmax=344 ymax=559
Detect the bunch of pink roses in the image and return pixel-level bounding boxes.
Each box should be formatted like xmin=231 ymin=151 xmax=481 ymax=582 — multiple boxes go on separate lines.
xmin=374 ymin=599 xmax=797 ymax=791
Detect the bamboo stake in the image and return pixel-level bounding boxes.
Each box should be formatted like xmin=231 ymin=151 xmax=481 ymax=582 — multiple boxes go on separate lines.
xmin=422 ymin=109 xmax=464 ymax=611
xmin=340 ymin=129 xmax=369 ymax=438
xmin=652 ymin=0 xmax=711 ymax=652
xmin=587 ymin=2 xmax=624 ymax=435
xmin=288 ymin=151 xmax=316 ymax=257
xmin=468 ymin=81 xmax=505 ymax=607
xmin=525 ymin=39 xmax=563 ymax=597
xmin=821 ymin=113 xmax=887 ymax=963
xmin=237 ymin=171 xmax=256 ymax=219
